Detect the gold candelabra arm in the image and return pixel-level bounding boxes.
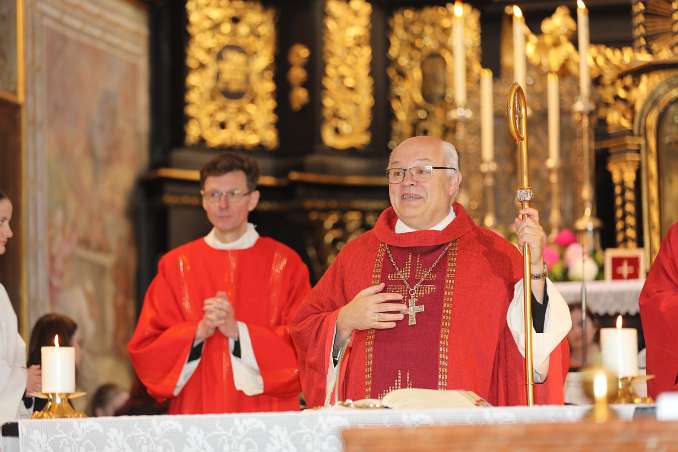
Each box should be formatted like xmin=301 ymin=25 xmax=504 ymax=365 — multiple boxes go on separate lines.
xmin=507 ymin=82 xmax=534 ymax=407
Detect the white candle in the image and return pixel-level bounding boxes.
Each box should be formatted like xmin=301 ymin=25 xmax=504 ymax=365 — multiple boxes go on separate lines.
xmin=452 ymin=2 xmax=466 ymax=107
xmin=600 ymin=315 xmax=638 ymax=377
xmin=577 ymin=0 xmax=591 ymax=102
xmin=512 ymin=5 xmax=526 ymax=90
xmin=547 ymin=73 xmax=560 ymax=166
xmin=480 ymin=68 xmax=494 ymax=162
xmin=41 ymin=335 xmax=75 ymax=393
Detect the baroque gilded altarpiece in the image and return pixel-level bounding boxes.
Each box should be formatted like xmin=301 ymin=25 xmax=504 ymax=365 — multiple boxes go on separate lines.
xmin=151 ymin=0 xmax=673 ymax=282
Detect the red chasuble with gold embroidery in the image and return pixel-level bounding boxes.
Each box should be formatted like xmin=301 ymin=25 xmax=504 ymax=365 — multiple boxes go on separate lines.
xmin=640 ymin=222 xmax=678 ymax=398
xmin=128 ymin=237 xmax=310 ymax=414
xmin=292 ymin=203 xmax=568 ymax=407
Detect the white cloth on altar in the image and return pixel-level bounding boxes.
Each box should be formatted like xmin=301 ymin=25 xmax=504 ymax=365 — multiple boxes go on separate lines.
xmin=173 ymin=224 xmax=263 ymax=396
xmin=0 ymin=283 xmax=27 ymax=423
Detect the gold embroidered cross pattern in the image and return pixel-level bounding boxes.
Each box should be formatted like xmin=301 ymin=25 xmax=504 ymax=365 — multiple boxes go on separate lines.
xmin=385 ymin=242 xmax=452 ymax=326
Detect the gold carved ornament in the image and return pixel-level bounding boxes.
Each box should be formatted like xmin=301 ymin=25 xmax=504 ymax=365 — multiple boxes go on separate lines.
xmin=288 ymin=43 xmax=310 ymax=112
xmin=388 ymin=4 xmax=481 ymax=148
xmin=184 ymin=0 xmax=278 ymax=149
xmin=321 ymin=0 xmax=373 ymax=150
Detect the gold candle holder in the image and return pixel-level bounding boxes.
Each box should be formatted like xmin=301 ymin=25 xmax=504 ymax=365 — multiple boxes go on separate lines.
xmin=32 ymin=392 xmax=86 ymax=419
xmin=581 ymin=367 xmax=618 ymax=423
xmin=480 ymin=160 xmax=497 ymax=228
xmin=615 ymin=375 xmax=654 ymax=405
xmin=573 ymin=97 xmax=602 ymax=251
xmin=546 ymin=158 xmax=561 ymax=240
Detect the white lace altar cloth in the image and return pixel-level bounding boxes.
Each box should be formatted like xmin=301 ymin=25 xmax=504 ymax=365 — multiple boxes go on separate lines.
xmin=17 ymin=405 xmax=639 ymax=452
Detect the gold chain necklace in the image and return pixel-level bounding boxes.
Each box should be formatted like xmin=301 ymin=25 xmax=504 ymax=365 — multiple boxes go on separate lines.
xmin=385 ymin=242 xmax=452 ymax=326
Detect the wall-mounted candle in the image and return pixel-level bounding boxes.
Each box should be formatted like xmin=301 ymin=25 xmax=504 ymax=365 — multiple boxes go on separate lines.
xmin=547 ymin=73 xmax=560 ymax=166
xmin=480 ymin=68 xmax=494 ymax=162
xmin=452 ymin=1 xmax=466 ymax=107
xmin=600 ymin=315 xmax=638 ymax=377
xmin=512 ymin=5 xmax=526 ymax=90
xmin=41 ymin=335 xmax=75 ymax=393
xmin=577 ymin=0 xmax=591 ymax=102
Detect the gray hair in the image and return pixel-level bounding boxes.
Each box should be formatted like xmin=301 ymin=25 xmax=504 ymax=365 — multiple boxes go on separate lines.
xmin=441 ymin=141 xmax=460 ymax=175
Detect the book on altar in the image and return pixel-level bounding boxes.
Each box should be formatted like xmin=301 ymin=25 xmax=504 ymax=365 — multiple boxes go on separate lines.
xmin=380 ymin=388 xmax=490 ymax=409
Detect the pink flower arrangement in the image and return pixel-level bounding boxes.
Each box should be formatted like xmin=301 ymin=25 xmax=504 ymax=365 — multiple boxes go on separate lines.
xmin=545 ymin=229 xmax=602 ymax=281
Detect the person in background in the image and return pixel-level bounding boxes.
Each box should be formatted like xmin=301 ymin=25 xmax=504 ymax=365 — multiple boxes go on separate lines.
xmin=567 ymin=304 xmax=600 ymax=371
xmin=25 ymin=313 xmax=81 ymax=412
xmin=0 ymin=191 xmax=41 ymax=422
xmin=129 ymin=152 xmax=311 ymax=414
xmin=88 ymin=383 xmax=129 ymax=417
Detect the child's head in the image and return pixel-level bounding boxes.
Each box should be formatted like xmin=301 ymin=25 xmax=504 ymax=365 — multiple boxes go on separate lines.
xmin=88 ymin=383 xmax=129 ymax=417
xmin=28 ymin=313 xmax=81 ymax=368
xmin=568 ymin=304 xmax=598 ymax=349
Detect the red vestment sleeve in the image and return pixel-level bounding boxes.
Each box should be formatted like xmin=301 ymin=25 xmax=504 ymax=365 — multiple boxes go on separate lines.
xmin=640 ymin=222 xmax=678 ymax=398
xmin=128 ymin=258 xmax=197 ymax=400
xmin=246 ymin=256 xmax=311 ymax=398
xmin=291 ymin=253 xmax=349 ymax=408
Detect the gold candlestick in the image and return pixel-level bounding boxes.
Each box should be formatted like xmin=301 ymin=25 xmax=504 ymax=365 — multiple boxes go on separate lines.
xmin=480 ymin=160 xmax=497 ymax=228
xmin=507 ymin=82 xmax=534 ymax=407
xmin=573 ymin=98 xmax=602 ymax=254
xmin=32 ymin=392 xmax=86 ymax=419
xmin=547 ymin=158 xmax=562 ymax=240
xmin=450 ymin=106 xmax=472 ymax=148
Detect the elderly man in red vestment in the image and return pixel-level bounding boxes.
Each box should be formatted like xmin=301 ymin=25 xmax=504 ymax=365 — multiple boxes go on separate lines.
xmin=640 ymin=221 xmax=678 ymax=398
xmin=292 ymin=136 xmax=571 ymax=407
xmin=129 ymin=153 xmax=310 ymax=414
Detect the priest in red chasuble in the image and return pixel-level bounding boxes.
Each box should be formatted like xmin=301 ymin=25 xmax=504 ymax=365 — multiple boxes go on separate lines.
xmin=640 ymin=221 xmax=678 ymax=398
xmin=292 ymin=136 xmax=571 ymax=407
xmin=129 ymin=153 xmax=310 ymax=414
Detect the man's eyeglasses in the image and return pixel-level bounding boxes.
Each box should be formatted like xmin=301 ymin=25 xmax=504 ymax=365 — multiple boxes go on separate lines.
xmin=386 ymin=165 xmax=457 ymax=184
xmin=201 ymin=189 xmax=252 ymax=204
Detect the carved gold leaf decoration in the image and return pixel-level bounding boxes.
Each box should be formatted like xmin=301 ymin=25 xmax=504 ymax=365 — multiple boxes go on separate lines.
xmin=388 ymin=4 xmax=481 ymax=148
xmin=321 ymin=0 xmax=373 ymax=150
xmin=184 ymin=0 xmax=278 ymax=149
xmin=288 ymin=43 xmax=310 ymax=112
xmin=632 ymin=0 xmax=677 ymax=56
xmin=589 ymin=45 xmax=639 ymax=133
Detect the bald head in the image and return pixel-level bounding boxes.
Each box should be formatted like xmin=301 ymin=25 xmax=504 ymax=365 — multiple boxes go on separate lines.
xmin=387 ymin=136 xmax=462 ymax=230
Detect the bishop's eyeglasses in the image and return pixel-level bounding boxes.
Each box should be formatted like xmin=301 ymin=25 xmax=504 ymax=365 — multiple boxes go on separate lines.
xmin=386 ymin=165 xmax=457 ymax=184
xmin=201 ymin=189 xmax=252 ymax=204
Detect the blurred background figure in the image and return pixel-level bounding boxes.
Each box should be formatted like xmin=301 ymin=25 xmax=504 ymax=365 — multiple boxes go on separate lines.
xmin=113 ymin=376 xmax=168 ymax=416
xmin=88 ymin=383 xmax=129 ymax=417
xmin=567 ymin=304 xmax=600 ymax=371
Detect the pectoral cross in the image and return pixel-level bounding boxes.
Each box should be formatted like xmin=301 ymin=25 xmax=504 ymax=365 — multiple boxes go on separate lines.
xmin=406 ymin=289 xmax=424 ymax=326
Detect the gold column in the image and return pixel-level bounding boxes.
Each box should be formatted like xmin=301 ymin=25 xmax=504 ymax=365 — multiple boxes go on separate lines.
xmin=607 ymin=153 xmax=641 ymax=248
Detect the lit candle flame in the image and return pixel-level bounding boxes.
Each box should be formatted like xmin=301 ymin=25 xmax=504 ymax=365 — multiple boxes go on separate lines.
xmin=513 ymin=5 xmax=523 ymax=18
xmin=54 ymin=334 xmax=60 ymax=347
xmin=593 ymin=372 xmax=607 ymax=399
xmin=454 ymin=2 xmax=463 ymax=17
xmin=616 ymin=315 xmax=623 ymax=329
xmin=577 ymin=0 xmax=586 ymax=10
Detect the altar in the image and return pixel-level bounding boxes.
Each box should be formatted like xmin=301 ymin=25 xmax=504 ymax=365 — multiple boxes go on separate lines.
xmin=555 ymin=280 xmax=644 ymax=315
xmin=0 ymin=405 xmax=650 ymax=452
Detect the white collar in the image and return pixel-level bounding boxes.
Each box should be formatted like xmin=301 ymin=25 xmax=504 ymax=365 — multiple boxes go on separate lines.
xmin=395 ymin=208 xmax=456 ymax=233
xmin=204 ymin=223 xmax=259 ymax=250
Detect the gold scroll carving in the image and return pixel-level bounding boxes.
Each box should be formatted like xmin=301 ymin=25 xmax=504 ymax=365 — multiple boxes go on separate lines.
xmin=288 ymin=43 xmax=310 ymax=112
xmin=388 ymin=4 xmax=481 ymax=148
xmin=321 ymin=0 xmax=373 ymax=150
xmin=184 ymin=0 xmax=278 ymax=149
